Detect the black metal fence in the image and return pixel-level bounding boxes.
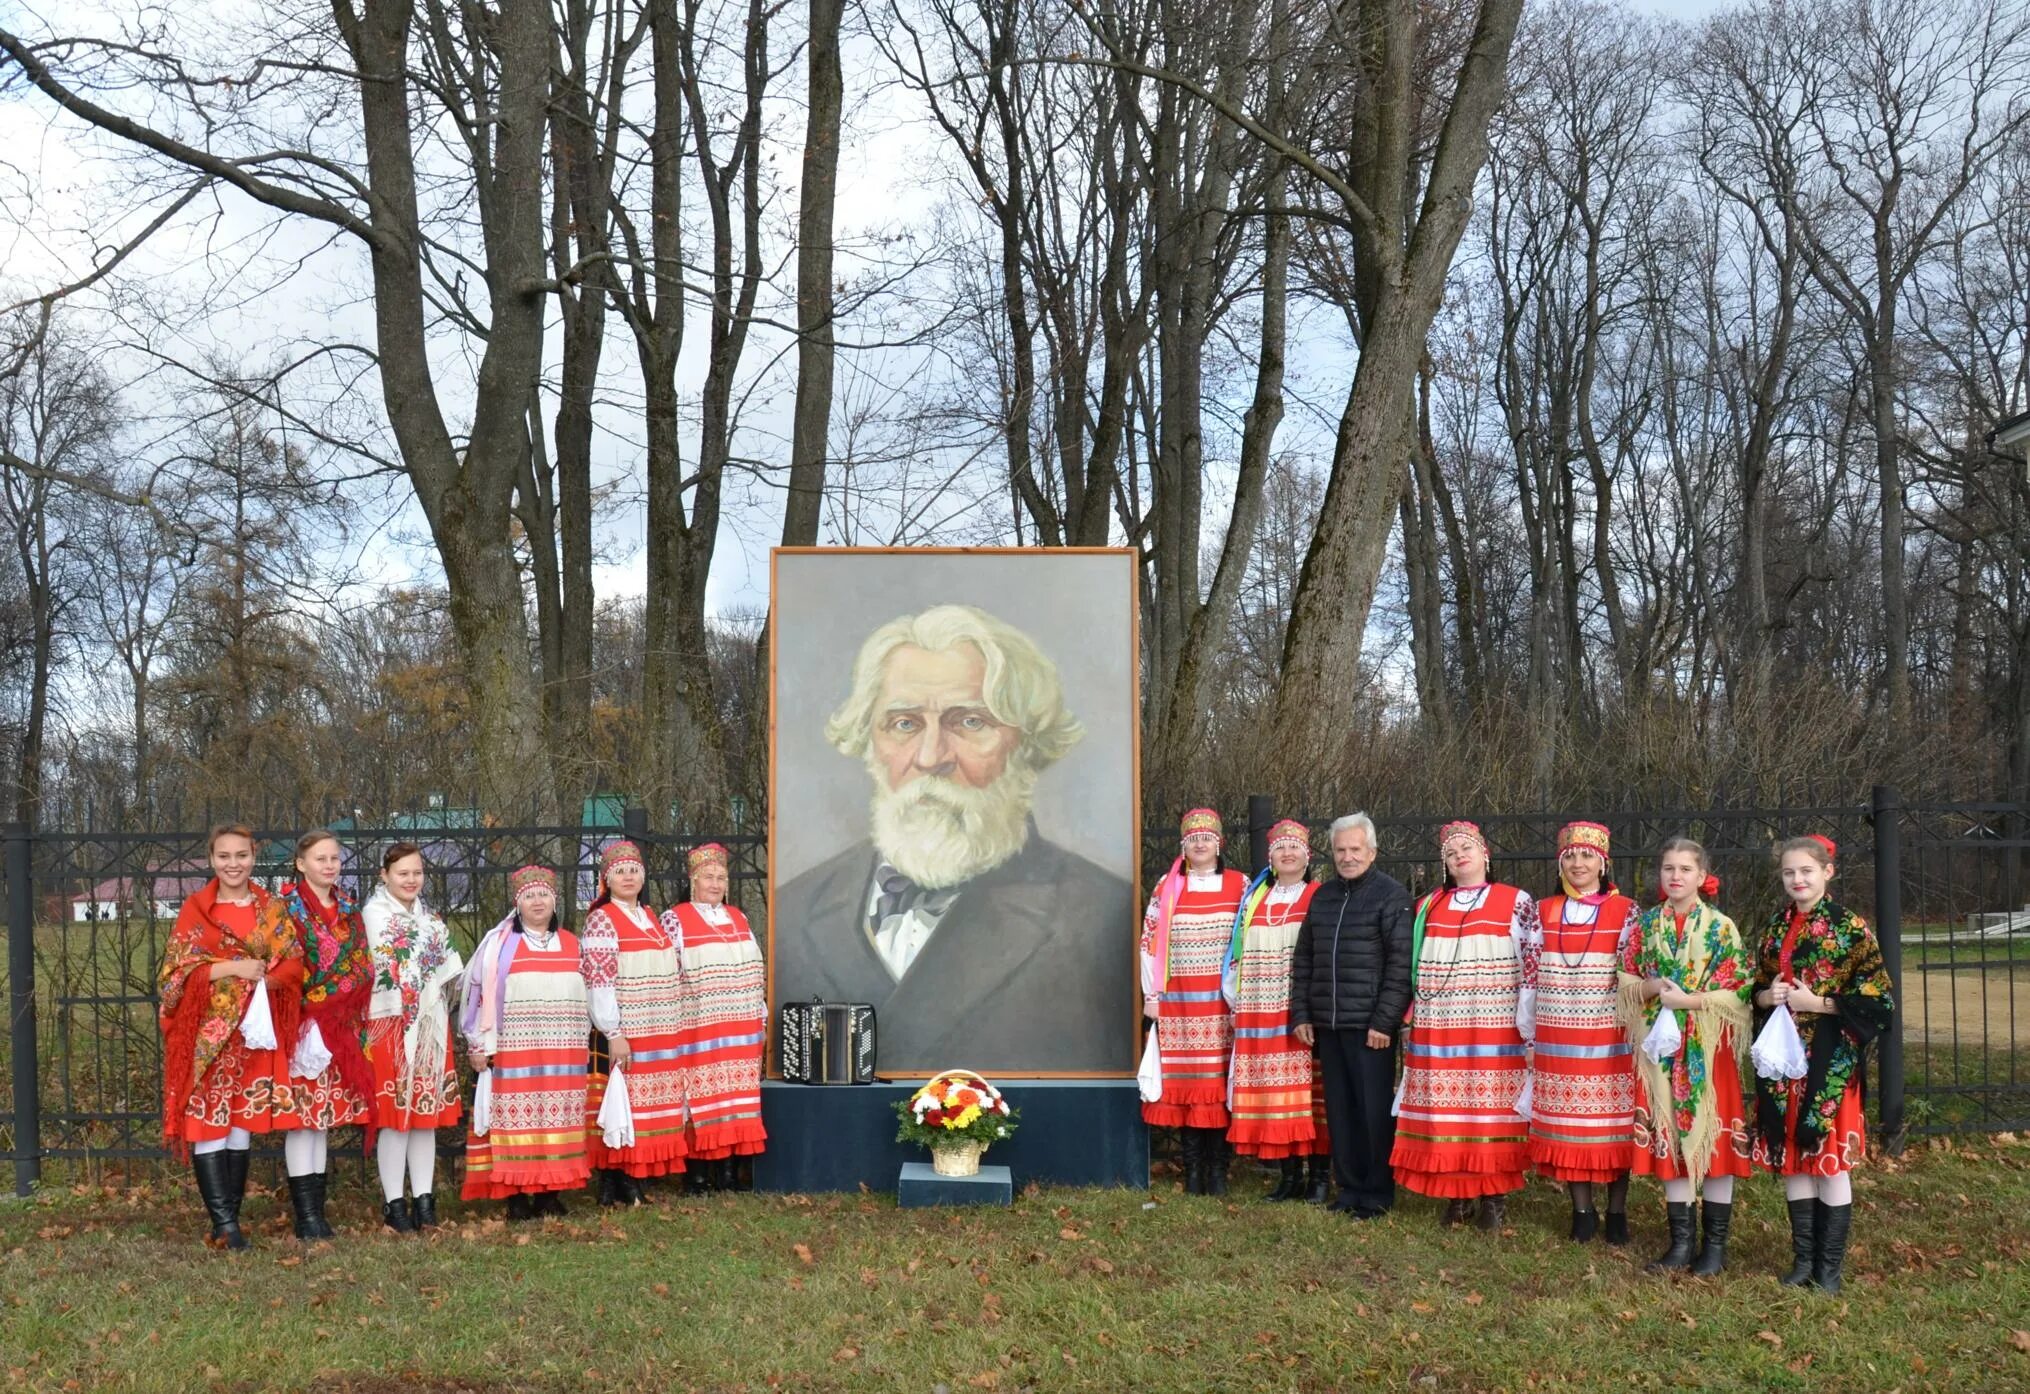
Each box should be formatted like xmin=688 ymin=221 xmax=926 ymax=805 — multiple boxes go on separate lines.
xmin=6 ymin=789 xmax=2026 ymax=1194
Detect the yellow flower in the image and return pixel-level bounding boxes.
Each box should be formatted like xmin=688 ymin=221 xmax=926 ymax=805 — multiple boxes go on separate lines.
xmin=952 ymin=1104 xmax=981 ymax=1129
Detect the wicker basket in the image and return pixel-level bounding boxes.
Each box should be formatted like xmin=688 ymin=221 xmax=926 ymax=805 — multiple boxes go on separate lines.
xmin=931 ymin=1140 xmax=986 ymax=1177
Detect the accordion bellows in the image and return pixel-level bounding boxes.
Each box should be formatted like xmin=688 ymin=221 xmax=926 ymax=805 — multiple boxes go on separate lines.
xmin=778 ymin=999 xmax=878 ymax=1084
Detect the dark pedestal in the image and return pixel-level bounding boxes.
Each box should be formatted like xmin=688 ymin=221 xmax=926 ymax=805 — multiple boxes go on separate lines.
xmin=897 ymin=1161 xmax=1013 ymax=1208
xmin=752 ymin=1078 xmax=1148 ymax=1194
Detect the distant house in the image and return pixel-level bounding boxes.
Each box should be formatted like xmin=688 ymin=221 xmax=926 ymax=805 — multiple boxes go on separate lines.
xmin=69 ymin=860 xmax=212 ymax=922
xmin=1994 ymin=410 xmax=2030 ymax=468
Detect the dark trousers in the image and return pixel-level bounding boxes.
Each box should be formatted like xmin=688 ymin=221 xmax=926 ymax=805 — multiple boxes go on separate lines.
xmin=1318 ymin=1029 xmax=1397 ymax=1214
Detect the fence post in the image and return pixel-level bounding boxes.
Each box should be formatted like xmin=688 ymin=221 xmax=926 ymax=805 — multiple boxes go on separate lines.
xmin=6 ymin=822 xmax=39 ymax=1196
xmin=1871 ymin=784 xmax=1905 ymax=1152
xmin=1247 ymin=795 xmax=1275 ymax=875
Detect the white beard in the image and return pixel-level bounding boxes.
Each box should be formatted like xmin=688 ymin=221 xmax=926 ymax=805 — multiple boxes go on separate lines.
xmin=868 ymin=760 xmax=1036 ymax=890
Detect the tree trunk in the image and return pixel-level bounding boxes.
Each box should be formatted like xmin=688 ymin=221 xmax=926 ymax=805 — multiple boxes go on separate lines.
xmin=784 ymin=0 xmax=843 ymax=548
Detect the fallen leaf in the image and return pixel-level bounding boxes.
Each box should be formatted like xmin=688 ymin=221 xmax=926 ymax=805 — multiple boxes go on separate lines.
xmin=1058 ymin=1226 xmax=1083 ymax=1241
xmin=2011 ymin=1330 xmax=2030 ymax=1354
xmin=832 ymin=1346 xmax=859 ymax=1363
xmin=652 ymin=1283 xmax=670 ymax=1297
xmin=1465 ymin=1291 xmax=1484 ymax=1306
xmin=1411 ymin=1302 xmax=1435 ymax=1315
xmin=1680 ymin=1313 xmax=1697 ymax=1329
xmin=1756 ymin=1331 xmax=1783 ymax=1349
xmin=793 ymin=1243 xmax=815 ymax=1266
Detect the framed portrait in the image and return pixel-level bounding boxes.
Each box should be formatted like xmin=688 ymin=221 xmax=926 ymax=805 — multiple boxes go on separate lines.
xmin=768 ymin=547 xmax=1141 ymax=1076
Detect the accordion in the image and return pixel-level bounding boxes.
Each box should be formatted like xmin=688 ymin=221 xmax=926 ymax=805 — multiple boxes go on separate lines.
xmin=777 ymin=999 xmax=878 ymax=1084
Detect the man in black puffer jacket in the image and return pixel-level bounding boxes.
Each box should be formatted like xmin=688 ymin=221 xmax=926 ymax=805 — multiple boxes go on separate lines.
xmin=1291 ymin=813 xmax=1413 ymax=1217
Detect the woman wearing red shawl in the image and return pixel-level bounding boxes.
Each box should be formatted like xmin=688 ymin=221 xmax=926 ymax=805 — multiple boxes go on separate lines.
xmin=266 ymin=829 xmax=374 ymax=1240
xmin=1140 ymin=808 xmax=1248 ymax=1195
xmin=665 ymin=842 xmax=768 ymax=1191
xmin=157 ymin=823 xmax=305 ymax=1250
xmin=1526 ymin=821 xmax=1639 ymax=1244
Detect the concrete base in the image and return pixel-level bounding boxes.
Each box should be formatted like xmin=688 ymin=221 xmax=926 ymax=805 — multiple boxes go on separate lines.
xmin=752 ymin=1078 xmax=1147 ymax=1193
xmin=897 ymin=1161 xmax=1013 ymax=1208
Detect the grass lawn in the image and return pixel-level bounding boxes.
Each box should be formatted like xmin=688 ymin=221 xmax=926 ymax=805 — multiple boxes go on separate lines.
xmin=2 ymin=1141 xmax=2026 ymax=1393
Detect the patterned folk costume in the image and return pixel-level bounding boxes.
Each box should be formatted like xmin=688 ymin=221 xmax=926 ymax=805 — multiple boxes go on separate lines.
xmin=1224 ymin=820 xmax=1328 ymax=1160
xmin=665 ymin=844 xmax=768 ymax=1160
xmin=158 ymin=881 xmax=304 ymax=1150
xmin=1751 ymin=895 xmax=1894 ymax=1177
xmin=1390 ymin=844 xmax=1542 ymax=1200
xmin=268 ymin=881 xmax=374 ymax=1134
xmin=1141 ymin=810 xmax=1248 ymax=1129
xmin=1527 ymin=822 xmax=1639 ymax=1184
xmin=461 ymin=867 xmax=592 ymax=1199
xmin=1618 ymin=898 xmax=1754 ymax=1188
xmin=361 ymin=883 xmax=465 ymax=1131
xmin=582 ymin=840 xmax=689 ymax=1177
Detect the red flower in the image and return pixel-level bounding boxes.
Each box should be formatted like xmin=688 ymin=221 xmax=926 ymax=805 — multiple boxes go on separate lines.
xmin=924 ymin=1108 xmax=945 ymax=1126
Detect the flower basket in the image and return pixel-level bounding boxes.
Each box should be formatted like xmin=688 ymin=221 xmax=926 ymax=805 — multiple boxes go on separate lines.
xmin=895 ymin=1068 xmax=1019 ymax=1167
xmin=931 ymin=1140 xmax=986 ymax=1177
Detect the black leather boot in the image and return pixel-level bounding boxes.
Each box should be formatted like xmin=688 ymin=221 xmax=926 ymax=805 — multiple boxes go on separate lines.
xmin=224 ymin=1146 xmax=252 ymax=1220
xmin=1476 ymin=1193 xmax=1507 ymax=1232
xmin=1780 ymin=1197 xmax=1818 ymax=1286
xmin=1604 ymin=1209 xmax=1630 ymax=1245
xmin=1179 ymin=1128 xmax=1205 ymax=1195
xmin=533 ymin=1190 xmax=568 ymax=1219
xmin=1306 ymin=1156 xmax=1332 ymax=1205
xmin=597 ymin=1168 xmax=626 ymax=1206
xmin=505 ymin=1193 xmax=536 ymax=1223
xmin=1571 ymin=1207 xmax=1599 ymax=1243
xmin=1203 ymin=1130 xmax=1229 ymax=1197
xmin=287 ymin=1173 xmax=335 ymax=1240
xmin=382 ymin=1197 xmax=416 ymax=1233
xmin=1689 ymin=1200 xmax=1732 ymax=1277
xmin=1440 ymin=1197 xmax=1473 ymax=1227
xmin=410 ymin=1192 xmax=439 ymax=1230
xmin=1267 ymin=1157 xmax=1304 ymax=1201
xmin=1814 ymin=1202 xmax=1853 ymax=1294
xmin=192 ymin=1151 xmax=251 ymax=1251
xmin=1647 ymin=1201 xmax=1695 ymax=1272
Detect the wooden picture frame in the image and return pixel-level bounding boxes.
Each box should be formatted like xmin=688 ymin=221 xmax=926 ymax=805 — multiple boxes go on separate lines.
xmin=767 ymin=546 xmax=1142 ymax=1078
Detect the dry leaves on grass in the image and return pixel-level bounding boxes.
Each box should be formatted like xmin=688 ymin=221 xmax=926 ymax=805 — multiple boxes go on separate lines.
xmin=793 ymin=1242 xmax=815 ymax=1265
xmin=2010 ymin=1330 xmax=2030 ymax=1354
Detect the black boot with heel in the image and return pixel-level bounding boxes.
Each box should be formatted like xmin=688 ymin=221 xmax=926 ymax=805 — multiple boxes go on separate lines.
xmin=192 ymin=1150 xmax=251 ymax=1251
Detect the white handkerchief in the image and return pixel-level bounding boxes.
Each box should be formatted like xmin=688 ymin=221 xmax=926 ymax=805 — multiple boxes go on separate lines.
xmin=240 ymin=978 xmax=277 ymax=1050
xmin=290 ymin=1020 xmax=332 ymax=1080
xmin=472 ymin=1069 xmax=493 ymax=1137
xmin=1641 ymin=1006 xmax=1682 ymax=1064
xmin=1514 ymin=1073 xmax=1534 ymax=1120
xmin=599 ymin=1067 xmax=636 ymax=1149
xmin=1752 ymin=1003 xmax=1809 ymax=1081
xmin=1137 ymin=1029 xmax=1164 ymax=1103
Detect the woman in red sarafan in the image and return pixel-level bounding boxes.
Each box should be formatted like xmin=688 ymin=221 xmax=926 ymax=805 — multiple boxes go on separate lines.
xmin=665 ymin=842 xmax=768 ymax=1192
xmin=157 ymin=822 xmax=305 ymax=1250
xmin=1223 ymin=818 xmax=1328 ymax=1203
xmin=1751 ymin=834 xmax=1894 ymax=1295
xmin=361 ymin=842 xmax=465 ymax=1234
xmin=1141 ymin=807 xmax=1249 ymax=1196
xmin=1526 ymin=820 xmax=1639 ymax=1245
xmin=1390 ymin=820 xmax=1540 ymax=1234
xmin=582 ymin=839 xmax=689 ymax=1204
xmin=266 ymin=828 xmax=374 ymax=1240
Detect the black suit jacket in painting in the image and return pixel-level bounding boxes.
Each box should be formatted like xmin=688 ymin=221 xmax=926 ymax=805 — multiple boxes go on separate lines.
xmin=772 ymin=831 xmax=1136 ymax=1073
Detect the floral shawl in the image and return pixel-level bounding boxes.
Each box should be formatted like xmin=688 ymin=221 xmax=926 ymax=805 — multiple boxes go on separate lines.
xmin=1752 ymin=897 xmax=1895 ymax=1164
xmin=1618 ymin=900 xmax=1752 ymax=1189
xmin=157 ymin=880 xmax=299 ymax=1154
xmin=360 ymin=884 xmax=464 ymax=1103
xmin=261 ymin=881 xmax=375 ymax=1120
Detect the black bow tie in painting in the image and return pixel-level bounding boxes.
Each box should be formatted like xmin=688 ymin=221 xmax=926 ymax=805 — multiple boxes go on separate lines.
xmin=869 ymin=863 xmax=960 ymax=933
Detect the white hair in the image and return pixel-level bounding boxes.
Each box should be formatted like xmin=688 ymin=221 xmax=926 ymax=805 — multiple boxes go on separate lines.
xmin=824 ymin=604 xmax=1084 ymax=772
xmin=1328 ymin=812 xmax=1379 ymax=853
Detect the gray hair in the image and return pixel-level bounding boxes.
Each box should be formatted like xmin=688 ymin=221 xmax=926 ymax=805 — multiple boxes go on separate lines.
xmin=1328 ymin=812 xmax=1379 ymax=852
xmin=824 ymin=603 xmax=1085 ymax=772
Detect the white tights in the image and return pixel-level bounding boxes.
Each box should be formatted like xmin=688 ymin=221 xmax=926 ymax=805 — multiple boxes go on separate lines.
xmin=191 ymin=1127 xmax=250 ymax=1156
xmin=375 ymin=1127 xmax=438 ymax=1201
xmin=1784 ymin=1171 xmax=1853 ymax=1205
xmin=283 ymin=1128 xmax=329 ymax=1178
xmin=1663 ymin=1176 xmax=1735 ymax=1204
